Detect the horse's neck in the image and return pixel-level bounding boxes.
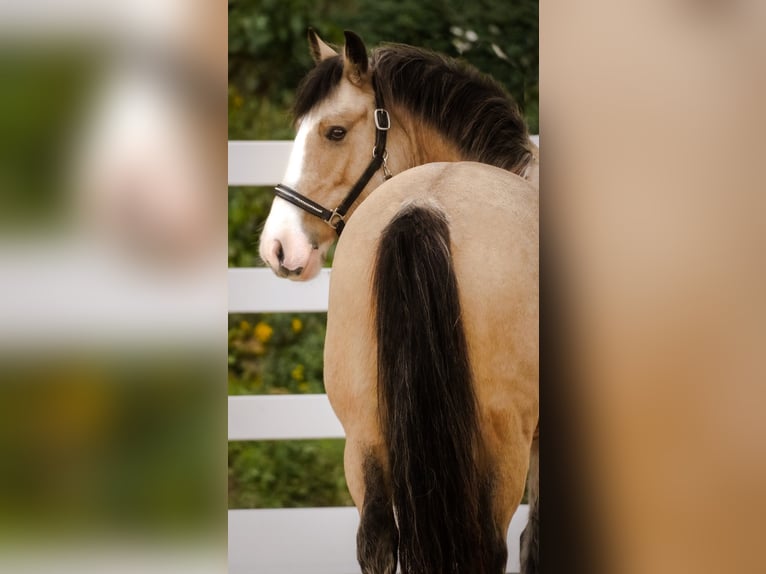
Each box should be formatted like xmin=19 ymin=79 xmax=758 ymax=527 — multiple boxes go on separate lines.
xmin=392 ymin=109 xmax=539 ymax=186
xmin=391 ymin=112 xmax=463 ymax=169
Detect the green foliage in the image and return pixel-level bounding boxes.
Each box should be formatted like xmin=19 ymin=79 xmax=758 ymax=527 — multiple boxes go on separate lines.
xmin=228 ymin=0 xmax=356 ymax=140
xmin=228 ymin=313 xmax=327 ymax=396
xmin=0 ymin=51 xmax=94 ymax=229
xmin=229 ymin=440 xmax=352 ymax=508
xmin=340 ymin=0 xmax=539 ymax=132
xmin=228 ymin=186 xmax=272 ymax=268
xmin=0 ymin=357 xmax=220 ymax=537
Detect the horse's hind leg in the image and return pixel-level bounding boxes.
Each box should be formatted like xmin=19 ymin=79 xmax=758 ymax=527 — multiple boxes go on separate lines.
xmin=346 ymin=441 xmax=398 ymax=574
xmin=520 ymin=433 xmax=539 ymax=574
xmin=481 ymin=482 xmax=510 ymax=573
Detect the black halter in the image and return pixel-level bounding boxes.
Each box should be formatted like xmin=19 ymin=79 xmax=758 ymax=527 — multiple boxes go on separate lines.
xmin=273 ymin=81 xmax=391 ymax=236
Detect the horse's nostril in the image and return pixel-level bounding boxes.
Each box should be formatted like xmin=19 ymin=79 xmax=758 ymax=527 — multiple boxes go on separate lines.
xmin=278 ymin=265 xmax=304 ymax=278
xmin=274 ymin=240 xmax=284 ymax=265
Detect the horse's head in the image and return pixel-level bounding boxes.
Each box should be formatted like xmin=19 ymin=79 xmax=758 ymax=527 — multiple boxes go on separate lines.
xmin=259 ymin=30 xmax=383 ymax=281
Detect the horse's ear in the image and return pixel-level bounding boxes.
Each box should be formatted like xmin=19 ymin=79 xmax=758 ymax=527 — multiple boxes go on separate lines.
xmin=343 ymin=30 xmax=369 ymax=85
xmin=308 ymin=27 xmax=338 ymax=63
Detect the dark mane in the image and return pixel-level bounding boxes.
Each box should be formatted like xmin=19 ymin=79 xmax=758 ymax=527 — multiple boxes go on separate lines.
xmin=293 ymin=43 xmax=533 ymax=174
xmin=293 ymin=55 xmax=343 ymax=120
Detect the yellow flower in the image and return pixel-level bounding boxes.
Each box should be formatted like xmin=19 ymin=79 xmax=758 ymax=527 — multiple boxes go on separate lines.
xmin=233 ymin=94 xmax=244 ymax=109
xmin=291 ymin=364 xmax=305 ymax=382
xmin=239 ymin=320 xmax=251 ymax=333
xmin=291 ymin=318 xmax=303 ymax=333
xmin=254 ymin=321 xmax=273 ymax=343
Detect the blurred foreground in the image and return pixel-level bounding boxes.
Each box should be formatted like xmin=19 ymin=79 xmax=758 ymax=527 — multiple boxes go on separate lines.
xmin=0 ymin=1 xmax=226 ymax=572
xmin=543 ymin=1 xmax=766 ymax=572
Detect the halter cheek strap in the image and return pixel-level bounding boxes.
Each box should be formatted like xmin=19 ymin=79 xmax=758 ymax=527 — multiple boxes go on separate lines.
xmin=273 ymin=81 xmax=392 ymax=236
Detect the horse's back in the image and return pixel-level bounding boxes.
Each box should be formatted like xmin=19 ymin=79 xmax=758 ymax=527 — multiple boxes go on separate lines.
xmin=332 ymin=160 xmax=538 ymax=283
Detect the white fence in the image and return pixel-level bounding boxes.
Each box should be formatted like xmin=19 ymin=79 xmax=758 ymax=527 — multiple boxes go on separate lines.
xmin=228 ymin=141 xmax=529 ymax=573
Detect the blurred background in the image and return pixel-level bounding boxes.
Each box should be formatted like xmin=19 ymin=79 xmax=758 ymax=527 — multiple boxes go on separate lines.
xmin=227 ymin=0 xmax=538 ymax=511
xmin=0 ymin=1 xmax=226 ymax=572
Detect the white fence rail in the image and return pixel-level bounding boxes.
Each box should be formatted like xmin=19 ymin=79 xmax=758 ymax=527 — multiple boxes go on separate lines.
xmin=228 ymin=141 xmax=293 ymax=186
xmin=228 ymin=140 xmax=529 ymax=573
xmin=228 ymin=267 xmax=330 ymax=313
xmin=228 ymin=394 xmax=344 ymax=441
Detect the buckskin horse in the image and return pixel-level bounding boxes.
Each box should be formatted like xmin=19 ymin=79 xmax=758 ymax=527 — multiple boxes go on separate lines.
xmin=258 ymin=30 xmax=539 ymax=574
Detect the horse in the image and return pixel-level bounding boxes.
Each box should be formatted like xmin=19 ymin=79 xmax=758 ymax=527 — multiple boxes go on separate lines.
xmin=258 ymin=29 xmax=539 ymax=574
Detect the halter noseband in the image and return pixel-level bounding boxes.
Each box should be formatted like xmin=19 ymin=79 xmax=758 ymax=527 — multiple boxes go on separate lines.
xmin=273 ymin=79 xmax=392 ymax=236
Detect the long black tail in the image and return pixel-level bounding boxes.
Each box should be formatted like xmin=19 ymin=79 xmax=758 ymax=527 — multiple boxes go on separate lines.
xmin=373 ymin=204 xmax=501 ymax=573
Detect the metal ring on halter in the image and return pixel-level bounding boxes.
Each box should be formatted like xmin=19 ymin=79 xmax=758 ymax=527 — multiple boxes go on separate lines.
xmin=326 ymin=210 xmax=346 ymax=230
xmin=372 ymin=147 xmax=388 ymax=160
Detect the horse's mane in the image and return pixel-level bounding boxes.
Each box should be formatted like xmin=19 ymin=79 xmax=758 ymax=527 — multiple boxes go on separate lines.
xmin=293 ymin=43 xmax=534 ymax=175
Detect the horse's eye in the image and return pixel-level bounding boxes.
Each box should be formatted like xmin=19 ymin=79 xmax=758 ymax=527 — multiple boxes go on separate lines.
xmin=326 ymin=126 xmax=347 ymax=141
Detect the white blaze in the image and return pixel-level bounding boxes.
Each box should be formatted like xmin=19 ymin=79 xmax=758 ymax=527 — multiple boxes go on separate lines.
xmin=263 ymin=113 xmax=317 ymax=235
xmin=283 ymin=114 xmax=315 ymax=188
xmin=259 ymin=114 xmax=322 ymax=278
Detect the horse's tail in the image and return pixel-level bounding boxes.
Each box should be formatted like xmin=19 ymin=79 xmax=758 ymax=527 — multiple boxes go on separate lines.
xmin=520 ymin=431 xmax=539 ymax=574
xmin=373 ymin=203 xmax=499 ymax=574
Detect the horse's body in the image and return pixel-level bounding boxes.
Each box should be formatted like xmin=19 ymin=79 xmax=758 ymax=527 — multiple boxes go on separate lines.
xmin=326 ymin=161 xmax=538 ymax=573
xmin=258 ymin=30 xmax=539 ymax=573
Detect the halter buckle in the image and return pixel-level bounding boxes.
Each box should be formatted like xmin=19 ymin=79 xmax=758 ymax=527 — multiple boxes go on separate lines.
xmin=326 ymin=209 xmax=346 ymax=230
xmin=374 ymin=108 xmax=390 ymax=131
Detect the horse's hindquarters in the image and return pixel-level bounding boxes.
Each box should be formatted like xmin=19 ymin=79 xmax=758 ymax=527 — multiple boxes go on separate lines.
xmin=324 ymin=161 xmax=539 ymax=570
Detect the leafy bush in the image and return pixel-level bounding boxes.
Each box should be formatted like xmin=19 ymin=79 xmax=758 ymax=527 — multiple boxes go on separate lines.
xmin=228 ymin=313 xmax=327 ymax=396
xmin=228 ymin=186 xmax=272 ymax=268
xmin=229 ymin=440 xmax=351 ymax=509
